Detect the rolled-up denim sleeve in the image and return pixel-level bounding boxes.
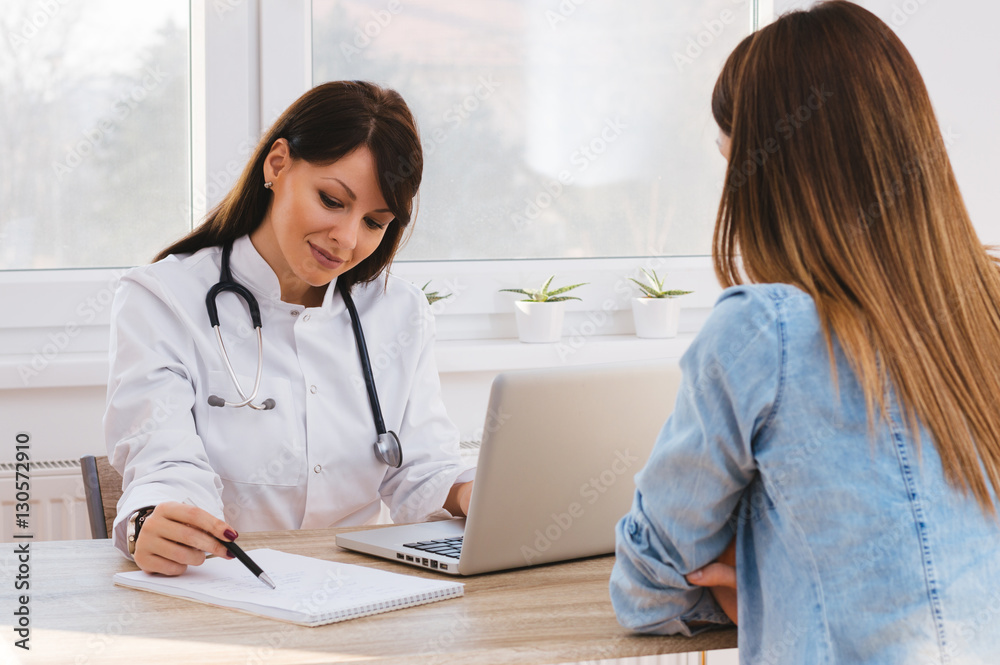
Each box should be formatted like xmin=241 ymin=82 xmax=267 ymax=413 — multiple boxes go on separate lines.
xmin=611 ymin=286 xmax=783 ymax=635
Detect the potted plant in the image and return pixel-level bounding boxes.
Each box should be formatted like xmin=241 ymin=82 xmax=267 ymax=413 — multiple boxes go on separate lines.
xmin=629 ymin=269 xmax=692 ymax=339
xmin=420 ymin=281 xmax=451 ymax=305
xmin=500 ymin=276 xmax=587 ymax=343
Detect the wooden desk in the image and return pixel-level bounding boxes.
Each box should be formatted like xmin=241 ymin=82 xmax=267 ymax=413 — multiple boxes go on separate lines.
xmin=4 ymin=528 xmax=737 ymax=664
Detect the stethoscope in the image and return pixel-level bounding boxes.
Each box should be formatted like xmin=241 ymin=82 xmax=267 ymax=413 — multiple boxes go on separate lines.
xmin=204 ymin=241 xmax=403 ymax=468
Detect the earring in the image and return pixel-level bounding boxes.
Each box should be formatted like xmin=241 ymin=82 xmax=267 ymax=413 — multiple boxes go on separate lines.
xmin=264 ymin=181 xmax=273 ymax=189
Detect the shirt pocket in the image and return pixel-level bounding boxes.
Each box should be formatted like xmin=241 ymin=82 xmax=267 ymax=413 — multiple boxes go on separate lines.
xmin=203 ymin=370 xmax=305 ymax=486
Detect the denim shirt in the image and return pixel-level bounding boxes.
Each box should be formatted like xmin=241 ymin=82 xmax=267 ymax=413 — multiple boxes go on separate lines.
xmin=610 ymin=283 xmax=1000 ymax=665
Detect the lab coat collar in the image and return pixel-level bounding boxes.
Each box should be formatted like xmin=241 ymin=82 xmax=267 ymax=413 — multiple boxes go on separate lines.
xmin=228 ymin=234 xmax=343 ymax=316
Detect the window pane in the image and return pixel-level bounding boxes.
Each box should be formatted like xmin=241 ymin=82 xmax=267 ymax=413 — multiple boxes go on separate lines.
xmin=0 ymin=1 xmax=190 ymax=269
xmin=313 ymin=1 xmax=751 ymax=260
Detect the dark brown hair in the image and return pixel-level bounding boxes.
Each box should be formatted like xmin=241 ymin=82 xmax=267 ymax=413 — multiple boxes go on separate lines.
xmin=156 ymin=80 xmax=422 ymax=289
xmin=712 ymin=1 xmax=1000 ymax=512
xmin=711 ymin=33 xmax=754 ymax=137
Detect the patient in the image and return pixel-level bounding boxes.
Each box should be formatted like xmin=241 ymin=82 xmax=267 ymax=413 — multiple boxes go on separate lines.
xmin=610 ymin=2 xmax=1000 ymax=663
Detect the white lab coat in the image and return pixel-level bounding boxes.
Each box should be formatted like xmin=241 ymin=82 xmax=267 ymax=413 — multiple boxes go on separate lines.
xmin=105 ymin=234 xmax=474 ymax=557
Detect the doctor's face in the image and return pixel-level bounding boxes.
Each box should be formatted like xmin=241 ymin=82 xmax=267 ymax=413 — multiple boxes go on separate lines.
xmin=254 ymin=141 xmax=395 ymax=303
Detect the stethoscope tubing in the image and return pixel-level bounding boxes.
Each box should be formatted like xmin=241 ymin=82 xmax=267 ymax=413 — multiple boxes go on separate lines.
xmin=205 ymin=240 xmax=402 ymax=467
xmin=337 ymin=279 xmax=388 ymax=436
xmin=212 ymin=326 xmax=272 ymax=410
xmin=205 ymin=243 xmax=273 ymax=410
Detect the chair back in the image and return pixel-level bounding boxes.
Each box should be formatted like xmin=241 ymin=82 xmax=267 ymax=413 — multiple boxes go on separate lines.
xmin=80 ymin=455 xmax=123 ymax=539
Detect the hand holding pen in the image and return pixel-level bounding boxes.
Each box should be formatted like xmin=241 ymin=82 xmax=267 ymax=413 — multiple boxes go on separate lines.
xmin=131 ymin=502 xmax=274 ymax=587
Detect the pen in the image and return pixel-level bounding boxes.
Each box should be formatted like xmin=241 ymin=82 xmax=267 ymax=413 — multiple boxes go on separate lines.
xmin=217 ymin=537 xmax=277 ymax=589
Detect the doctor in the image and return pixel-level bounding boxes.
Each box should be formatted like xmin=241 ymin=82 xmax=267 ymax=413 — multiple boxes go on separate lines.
xmin=105 ymin=81 xmax=475 ymax=575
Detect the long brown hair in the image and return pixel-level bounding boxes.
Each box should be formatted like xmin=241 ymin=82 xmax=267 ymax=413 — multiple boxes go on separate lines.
xmin=712 ymin=1 xmax=1000 ymax=512
xmin=156 ymin=80 xmax=422 ymax=289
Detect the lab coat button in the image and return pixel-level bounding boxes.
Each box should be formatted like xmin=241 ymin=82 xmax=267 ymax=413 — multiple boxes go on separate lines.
xmin=310 ymin=385 xmax=318 ymax=394
xmin=290 ymin=310 xmax=300 ymax=316
xmin=303 ymin=314 xmax=311 ymax=322
xmin=313 ymin=464 xmax=322 ymax=473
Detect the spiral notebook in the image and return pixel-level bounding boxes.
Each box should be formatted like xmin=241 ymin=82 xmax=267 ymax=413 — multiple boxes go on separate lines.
xmin=113 ymin=548 xmax=464 ymax=626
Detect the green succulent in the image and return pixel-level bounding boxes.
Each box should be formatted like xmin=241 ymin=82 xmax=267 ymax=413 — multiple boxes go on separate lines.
xmin=420 ymin=281 xmax=452 ymax=305
xmin=629 ymin=269 xmax=693 ymax=299
xmin=500 ymin=275 xmax=588 ymax=302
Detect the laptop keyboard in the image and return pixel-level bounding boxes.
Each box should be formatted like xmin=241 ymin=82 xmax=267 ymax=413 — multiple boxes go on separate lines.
xmin=403 ymin=537 xmax=463 ymax=559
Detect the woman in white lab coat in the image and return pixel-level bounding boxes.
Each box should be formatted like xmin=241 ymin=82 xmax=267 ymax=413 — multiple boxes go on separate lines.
xmin=105 ymin=81 xmax=475 ymax=575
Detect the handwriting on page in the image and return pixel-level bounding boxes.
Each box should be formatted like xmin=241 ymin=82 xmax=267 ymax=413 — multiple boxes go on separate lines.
xmin=115 ymin=548 xmax=464 ymax=624
xmin=198 ymin=569 xmax=307 ymax=596
xmin=172 ymin=549 xmax=447 ymax=612
xmin=179 ymin=556 xmax=347 ymax=611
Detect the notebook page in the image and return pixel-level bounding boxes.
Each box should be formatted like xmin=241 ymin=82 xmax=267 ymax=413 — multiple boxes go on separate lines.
xmin=114 ymin=548 xmax=463 ymax=623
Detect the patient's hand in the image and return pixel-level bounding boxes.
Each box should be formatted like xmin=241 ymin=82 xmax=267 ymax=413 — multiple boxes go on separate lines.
xmin=685 ymin=537 xmax=738 ymax=625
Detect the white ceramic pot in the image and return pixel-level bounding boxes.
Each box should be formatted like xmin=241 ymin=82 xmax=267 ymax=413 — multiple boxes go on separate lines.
xmin=514 ymin=300 xmax=567 ymax=343
xmin=632 ymin=297 xmax=680 ymax=339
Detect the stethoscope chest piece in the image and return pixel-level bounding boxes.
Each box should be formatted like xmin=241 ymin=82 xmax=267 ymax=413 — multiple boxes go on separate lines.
xmin=375 ymin=431 xmax=403 ymax=469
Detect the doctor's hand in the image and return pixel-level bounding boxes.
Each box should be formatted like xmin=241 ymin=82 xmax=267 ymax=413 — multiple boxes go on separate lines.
xmin=443 ymin=481 xmax=474 ymax=517
xmin=686 ymin=537 xmax=738 ymax=625
xmin=132 ymin=502 xmax=238 ymax=576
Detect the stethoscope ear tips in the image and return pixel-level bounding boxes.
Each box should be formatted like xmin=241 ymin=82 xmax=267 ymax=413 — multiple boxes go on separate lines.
xmin=261 ymin=399 xmax=276 ymax=410
xmin=208 ymin=395 xmax=226 ymax=407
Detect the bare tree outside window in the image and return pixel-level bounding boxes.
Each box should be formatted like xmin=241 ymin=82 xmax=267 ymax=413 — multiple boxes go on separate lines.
xmin=0 ymin=1 xmax=189 ymax=270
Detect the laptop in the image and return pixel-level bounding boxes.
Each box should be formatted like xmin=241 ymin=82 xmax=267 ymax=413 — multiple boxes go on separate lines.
xmin=336 ymin=360 xmax=683 ymax=575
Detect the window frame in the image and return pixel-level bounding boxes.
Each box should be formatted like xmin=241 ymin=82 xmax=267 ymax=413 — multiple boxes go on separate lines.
xmin=0 ymin=0 xmax=772 ymax=390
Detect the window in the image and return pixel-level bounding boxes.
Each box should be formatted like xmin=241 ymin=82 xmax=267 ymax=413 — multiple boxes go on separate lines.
xmin=0 ymin=1 xmax=760 ymax=369
xmin=312 ymin=1 xmax=754 ymax=260
xmin=0 ymin=0 xmax=190 ymax=269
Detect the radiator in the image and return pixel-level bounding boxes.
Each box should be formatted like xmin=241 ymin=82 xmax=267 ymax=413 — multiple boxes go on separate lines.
xmin=0 ymin=459 xmax=92 ymax=542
